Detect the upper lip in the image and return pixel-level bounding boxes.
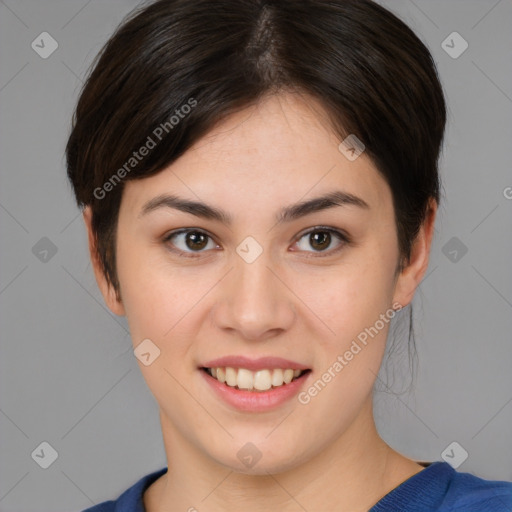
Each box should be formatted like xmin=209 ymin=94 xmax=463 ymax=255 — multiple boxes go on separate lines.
xmin=201 ymin=356 xmax=310 ymax=372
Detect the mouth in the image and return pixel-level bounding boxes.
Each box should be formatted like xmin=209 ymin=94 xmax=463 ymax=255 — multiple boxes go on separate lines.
xmin=199 ymin=355 xmax=312 ymax=411
xmin=200 ymin=366 xmax=311 ymax=392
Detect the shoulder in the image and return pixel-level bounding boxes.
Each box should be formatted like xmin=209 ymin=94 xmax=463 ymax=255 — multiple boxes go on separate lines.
xmin=81 ymin=502 xmax=115 ymax=512
xmin=441 ymin=465 xmax=512 ymax=511
xmin=371 ymin=461 xmax=512 ymax=512
xmin=79 ymin=467 xmax=168 ymax=512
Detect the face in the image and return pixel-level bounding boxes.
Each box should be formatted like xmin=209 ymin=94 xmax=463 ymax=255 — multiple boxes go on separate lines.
xmin=86 ymin=92 xmax=433 ymax=474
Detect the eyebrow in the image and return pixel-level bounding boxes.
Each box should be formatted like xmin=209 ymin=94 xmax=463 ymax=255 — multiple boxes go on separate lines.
xmin=138 ymin=190 xmax=370 ymax=225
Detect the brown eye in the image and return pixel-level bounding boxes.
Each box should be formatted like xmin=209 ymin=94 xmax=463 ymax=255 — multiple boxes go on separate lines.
xmin=184 ymin=231 xmax=209 ymax=250
xmin=309 ymin=231 xmax=331 ymax=251
xmin=164 ymin=229 xmax=217 ymax=256
xmin=294 ymin=228 xmax=349 ymax=255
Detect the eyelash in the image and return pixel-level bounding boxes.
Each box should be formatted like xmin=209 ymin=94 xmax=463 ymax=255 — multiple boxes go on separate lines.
xmin=162 ymin=226 xmax=351 ymax=259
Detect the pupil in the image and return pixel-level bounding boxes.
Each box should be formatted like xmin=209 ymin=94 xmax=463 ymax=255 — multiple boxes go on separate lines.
xmin=184 ymin=231 xmax=331 ymax=252
xmin=187 ymin=232 xmax=207 ymax=250
xmin=311 ymin=231 xmax=330 ymax=251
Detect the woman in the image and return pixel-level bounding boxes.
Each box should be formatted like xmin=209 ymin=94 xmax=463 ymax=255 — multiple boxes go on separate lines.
xmin=65 ymin=0 xmax=512 ymax=510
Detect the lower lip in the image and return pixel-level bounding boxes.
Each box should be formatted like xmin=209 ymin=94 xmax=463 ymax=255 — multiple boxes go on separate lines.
xmin=200 ymin=369 xmax=311 ymax=412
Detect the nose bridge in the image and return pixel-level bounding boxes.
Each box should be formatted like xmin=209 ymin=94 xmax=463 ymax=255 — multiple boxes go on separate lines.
xmin=215 ymin=240 xmax=295 ymax=339
xmin=234 ymin=233 xmax=275 ymax=298
xmin=234 ymin=246 xmax=278 ymax=314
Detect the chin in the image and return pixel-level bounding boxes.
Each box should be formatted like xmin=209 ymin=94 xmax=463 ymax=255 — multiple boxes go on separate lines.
xmin=205 ymin=434 xmax=309 ymax=476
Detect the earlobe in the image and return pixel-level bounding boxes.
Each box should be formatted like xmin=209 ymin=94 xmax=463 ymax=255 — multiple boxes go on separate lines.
xmin=392 ymin=199 xmax=437 ymax=308
xmin=82 ymin=206 xmax=125 ymax=316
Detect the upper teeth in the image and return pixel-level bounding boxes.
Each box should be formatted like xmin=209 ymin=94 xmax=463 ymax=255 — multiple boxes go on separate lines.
xmin=207 ymin=367 xmax=303 ymax=391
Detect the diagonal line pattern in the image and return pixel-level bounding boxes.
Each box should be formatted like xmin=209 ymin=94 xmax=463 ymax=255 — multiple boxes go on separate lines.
xmin=170 ymin=171 xmax=234 ymax=233
xmin=471 ymin=394 xmax=512 ymax=439
xmin=371 ymin=370 xmax=440 ymax=438
xmin=266 ymin=164 xmax=337 ymax=234
xmin=163 ymin=267 xmax=234 ymax=337
xmin=0 ymin=62 xmax=29 ymax=93
xmin=201 ymin=470 xmax=233 ymax=502
xmin=0 ymin=265 xmax=28 ymax=296
xmin=0 ymin=201 xmax=29 ymax=233
xmin=61 ymin=470 xmax=95 ymax=505
xmin=0 ymin=407 xmax=29 ymax=439
xmin=409 ymin=0 xmax=439 ymax=29
xmin=266 ymin=266 xmax=336 ymax=336
xmin=471 ymin=0 xmax=503 ymax=30
xmin=471 ymin=60 xmax=512 ymax=105
xmin=470 ymin=204 xmax=499 ymax=233
xmin=114 ymin=332 xmax=136 ymax=359
xmin=265 ymin=472 xmax=310 ymax=512
xmin=163 ymin=367 xmax=234 ymax=438
xmin=61 ymin=0 xmax=93 ymax=29
xmin=61 ymin=61 xmax=84 ymax=84
xmin=418 ymin=265 xmax=438 ymax=288
xmin=61 ymin=265 xmax=130 ymax=333
xmin=471 ymin=265 xmax=512 ymax=309
xmin=61 ymin=368 xmax=132 ymax=439
xmin=265 ymin=409 xmax=295 ymax=438
xmin=60 ymin=211 xmax=82 ymax=234
xmin=0 ymin=471 xmax=30 ymax=503
xmin=0 ymin=0 xmax=29 ymax=28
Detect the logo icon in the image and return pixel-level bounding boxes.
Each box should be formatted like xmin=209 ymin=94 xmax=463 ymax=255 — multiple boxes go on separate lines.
xmin=32 ymin=237 xmax=58 ymax=263
xmin=441 ymin=32 xmax=468 ymax=59
xmin=31 ymin=32 xmax=59 ymax=59
xmin=134 ymin=338 xmax=161 ymax=366
xmin=236 ymin=236 xmax=263 ymax=264
xmin=237 ymin=442 xmax=262 ymax=468
xmin=442 ymin=236 xmax=468 ymax=263
xmin=338 ymin=134 xmax=365 ymax=161
xmin=441 ymin=441 xmax=468 ymax=469
xmin=31 ymin=441 xmax=59 ymax=469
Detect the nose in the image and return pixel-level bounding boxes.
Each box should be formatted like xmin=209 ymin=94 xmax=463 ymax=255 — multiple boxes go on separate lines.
xmin=212 ymin=251 xmax=296 ymax=342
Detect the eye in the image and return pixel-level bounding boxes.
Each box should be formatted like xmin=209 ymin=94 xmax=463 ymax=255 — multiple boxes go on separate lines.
xmin=163 ymin=226 xmax=350 ymax=259
xmin=163 ymin=229 xmax=219 ymax=257
xmin=292 ymin=227 xmax=349 ymax=256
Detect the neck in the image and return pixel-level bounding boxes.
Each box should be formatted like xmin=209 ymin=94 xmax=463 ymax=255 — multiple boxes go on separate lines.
xmin=145 ymin=398 xmax=423 ymax=512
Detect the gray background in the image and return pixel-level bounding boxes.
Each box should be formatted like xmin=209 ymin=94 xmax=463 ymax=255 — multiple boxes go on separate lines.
xmin=0 ymin=0 xmax=511 ymax=510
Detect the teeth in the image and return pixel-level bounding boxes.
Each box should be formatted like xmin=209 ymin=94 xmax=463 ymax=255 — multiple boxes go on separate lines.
xmin=207 ymin=367 xmax=305 ymax=391
xmin=271 ymin=368 xmax=283 ymax=386
xmin=237 ymin=368 xmax=253 ymax=390
xmin=225 ymin=367 xmax=237 ymax=387
xmin=216 ymin=367 xmax=226 ymax=383
xmin=254 ymin=370 xmax=272 ymax=391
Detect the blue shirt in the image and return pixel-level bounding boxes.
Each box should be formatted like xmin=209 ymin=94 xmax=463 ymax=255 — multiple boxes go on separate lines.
xmin=82 ymin=461 xmax=512 ymax=511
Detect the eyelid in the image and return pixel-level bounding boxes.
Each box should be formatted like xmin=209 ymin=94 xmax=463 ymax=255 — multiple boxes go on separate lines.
xmin=162 ymin=228 xmax=221 ymax=257
xmin=162 ymin=227 xmax=218 ymax=243
xmin=292 ymin=225 xmax=350 ymax=257
xmin=295 ymin=225 xmax=351 ymax=244
xmin=162 ymin=226 xmax=351 ymax=258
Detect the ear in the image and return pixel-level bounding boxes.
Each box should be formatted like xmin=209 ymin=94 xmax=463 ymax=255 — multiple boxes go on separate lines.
xmin=392 ymin=198 xmax=437 ymax=308
xmin=82 ymin=206 xmax=125 ymax=316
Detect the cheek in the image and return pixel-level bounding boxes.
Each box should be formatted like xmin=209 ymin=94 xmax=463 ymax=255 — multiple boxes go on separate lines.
xmin=294 ymin=264 xmax=396 ymax=439
xmin=299 ymin=243 xmax=398 ymax=408
xmin=117 ymin=260 xmax=199 ymax=414
xmin=304 ymin=255 xmax=397 ymax=345
xmin=115 ymin=234 xmax=191 ymax=351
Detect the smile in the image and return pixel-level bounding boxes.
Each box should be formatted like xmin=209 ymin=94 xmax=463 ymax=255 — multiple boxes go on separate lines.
xmin=202 ymin=367 xmax=309 ymax=392
xmin=199 ymin=355 xmax=312 ymax=411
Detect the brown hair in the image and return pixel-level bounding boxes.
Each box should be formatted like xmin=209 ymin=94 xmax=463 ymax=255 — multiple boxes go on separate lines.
xmin=66 ymin=0 xmax=446 ymax=303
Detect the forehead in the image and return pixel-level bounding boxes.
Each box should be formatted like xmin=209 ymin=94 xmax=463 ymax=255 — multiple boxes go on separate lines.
xmin=121 ymin=93 xmax=391 ymax=218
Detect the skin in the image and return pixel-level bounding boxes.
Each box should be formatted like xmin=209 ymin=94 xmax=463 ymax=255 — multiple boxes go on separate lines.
xmin=83 ymin=92 xmax=437 ymax=511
